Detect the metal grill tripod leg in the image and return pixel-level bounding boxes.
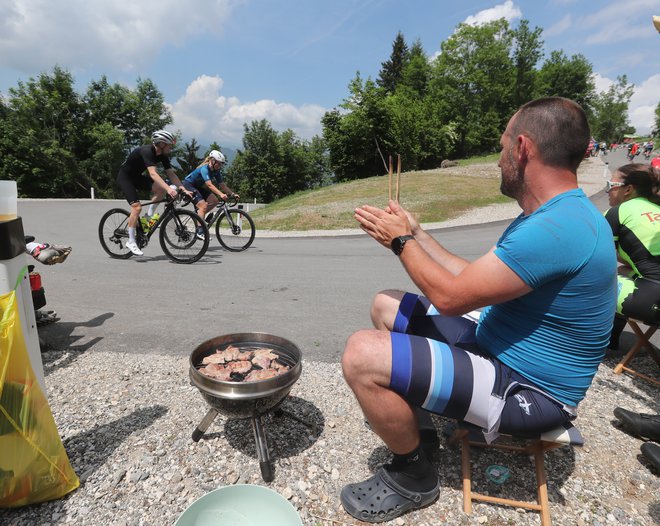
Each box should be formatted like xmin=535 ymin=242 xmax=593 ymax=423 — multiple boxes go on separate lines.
xmin=192 ymin=408 xmax=218 ymax=442
xmin=252 ymin=414 xmax=274 ymax=482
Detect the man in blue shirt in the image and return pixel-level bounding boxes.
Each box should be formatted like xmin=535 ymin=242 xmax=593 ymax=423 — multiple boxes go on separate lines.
xmin=340 ymin=97 xmax=617 ymax=523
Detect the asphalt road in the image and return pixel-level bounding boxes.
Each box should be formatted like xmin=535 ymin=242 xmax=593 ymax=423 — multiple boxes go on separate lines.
xmin=19 ymin=199 xmax=513 ymax=363
xmin=16 ymin=151 xmax=648 ymax=363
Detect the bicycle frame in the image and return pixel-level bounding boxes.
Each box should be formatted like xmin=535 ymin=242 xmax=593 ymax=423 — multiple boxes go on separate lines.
xmin=135 ymin=193 xmax=193 ymax=243
xmin=208 ymin=201 xmax=237 ymax=228
xmin=136 ymin=197 xmax=173 ymax=243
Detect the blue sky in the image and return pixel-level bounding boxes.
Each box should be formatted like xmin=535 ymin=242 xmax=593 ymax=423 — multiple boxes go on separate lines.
xmin=1 ymin=0 xmax=658 ymax=148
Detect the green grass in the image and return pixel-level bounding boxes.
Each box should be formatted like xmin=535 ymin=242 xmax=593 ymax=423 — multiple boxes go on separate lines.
xmin=249 ymin=158 xmax=511 ymax=231
xmin=456 ymin=152 xmax=500 ymax=165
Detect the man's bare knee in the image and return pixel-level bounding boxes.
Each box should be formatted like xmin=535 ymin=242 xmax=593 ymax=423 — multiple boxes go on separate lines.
xmin=341 ymin=332 xmax=366 ymax=384
xmin=342 ymin=330 xmax=391 ymax=387
xmin=371 ymin=289 xmax=405 ymax=330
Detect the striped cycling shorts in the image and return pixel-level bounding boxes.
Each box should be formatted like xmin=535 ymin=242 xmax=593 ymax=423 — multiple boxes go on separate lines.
xmin=389 ymin=293 xmax=572 ymax=437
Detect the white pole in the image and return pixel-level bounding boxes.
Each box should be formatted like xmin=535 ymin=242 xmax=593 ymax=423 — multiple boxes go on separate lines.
xmin=91 ymin=187 xmax=95 ymax=199
xmin=603 ymin=162 xmax=609 ymax=179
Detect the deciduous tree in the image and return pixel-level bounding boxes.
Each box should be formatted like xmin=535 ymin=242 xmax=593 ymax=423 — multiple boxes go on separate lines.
xmin=535 ymin=50 xmax=596 ymax=114
xmin=227 ymin=120 xmax=329 ymax=202
xmin=429 ymin=19 xmax=515 ymax=156
xmin=322 ymin=73 xmax=392 ymax=181
xmin=591 ymin=75 xmax=635 ymax=143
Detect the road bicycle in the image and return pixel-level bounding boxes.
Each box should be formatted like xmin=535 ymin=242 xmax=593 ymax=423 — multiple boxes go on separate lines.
xmin=199 ymin=195 xmax=256 ymax=252
xmin=98 ymin=192 xmax=210 ymax=263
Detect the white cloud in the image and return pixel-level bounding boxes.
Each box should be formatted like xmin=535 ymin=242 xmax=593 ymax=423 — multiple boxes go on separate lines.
xmin=0 ymin=0 xmax=239 ymax=72
xmin=592 ymin=72 xmax=614 ymax=94
xmin=169 ymin=75 xmax=327 ymax=146
xmin=544 ymin=14 xmax=572 ymax=37
xmin=463 ymin=1 xmax=522 ymax=26
xmin=629 ymin=74 xmax=660 ymax=135
xmin=582 ymin=0 xmax=659 ymax=45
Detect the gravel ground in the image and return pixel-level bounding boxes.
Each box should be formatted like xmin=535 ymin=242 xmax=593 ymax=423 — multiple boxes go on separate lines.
xmin=1 ymin=346 xmax=658 ymax=526
xmin=3 ymin=157 xmax=659 ymax=525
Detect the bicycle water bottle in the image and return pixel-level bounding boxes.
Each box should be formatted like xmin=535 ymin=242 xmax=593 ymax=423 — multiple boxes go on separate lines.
xmin=148 ymin=213 xmax=160 ymax=229
xmin=140 ymin=216 xmax=149 ymax=230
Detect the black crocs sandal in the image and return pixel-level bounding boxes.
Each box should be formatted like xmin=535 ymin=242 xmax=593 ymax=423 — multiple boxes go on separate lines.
xmin=340 ymin=467 xmax=439 ymax=523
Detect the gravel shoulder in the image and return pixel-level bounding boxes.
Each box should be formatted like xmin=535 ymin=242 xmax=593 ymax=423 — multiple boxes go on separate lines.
xmin=4 ymin=157 xmax=659 ymax=526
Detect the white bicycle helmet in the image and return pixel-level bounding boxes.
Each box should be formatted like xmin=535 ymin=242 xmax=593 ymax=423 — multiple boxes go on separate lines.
xmin=209 ymin=150 xmax=226 ymax=164
xmin=151 ymin=130 xmax=177 ymax=146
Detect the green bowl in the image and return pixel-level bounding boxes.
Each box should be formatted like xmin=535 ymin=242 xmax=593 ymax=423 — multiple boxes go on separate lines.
xmin=175 ymin=484 xmax=302 ymax=526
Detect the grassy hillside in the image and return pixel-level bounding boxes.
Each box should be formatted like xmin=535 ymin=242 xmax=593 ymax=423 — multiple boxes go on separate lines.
xmin=249 ymin=154 xmax=513 ymax=231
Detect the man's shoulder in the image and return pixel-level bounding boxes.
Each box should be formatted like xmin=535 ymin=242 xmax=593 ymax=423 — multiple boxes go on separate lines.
xmin=503 ymin=191 xmax=601 ymax=244
xmin=135 ymin=144 xmax=156 ymax=159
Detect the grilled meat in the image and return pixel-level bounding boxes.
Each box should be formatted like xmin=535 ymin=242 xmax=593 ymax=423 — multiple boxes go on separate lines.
xmin=226 ymin=360 xmax=252 ymax=374
xmin=244 ymin=368 xmax=280 ymax=382
xmin=200 ymin=363 xmax=232 ymax=381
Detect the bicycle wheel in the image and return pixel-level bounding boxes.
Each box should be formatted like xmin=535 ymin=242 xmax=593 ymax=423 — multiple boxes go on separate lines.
xmin=159 ymin=209 xmax=209 ymax=263
xmin=215 ymin=209 xmax=256 ymax=252
xmin=98 ymin=208 xmax=133 ymax=259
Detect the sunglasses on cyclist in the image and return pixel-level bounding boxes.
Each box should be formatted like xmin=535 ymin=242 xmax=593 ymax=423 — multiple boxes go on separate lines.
xmin=605 ymin=180 xmax=627 ymax=192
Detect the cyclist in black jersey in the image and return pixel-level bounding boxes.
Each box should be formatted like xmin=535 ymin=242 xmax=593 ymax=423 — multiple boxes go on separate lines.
xmin=604 ymin=163 xmax=660 ymax=348
xmin=116 ymin=130 xmax=190 ymax=255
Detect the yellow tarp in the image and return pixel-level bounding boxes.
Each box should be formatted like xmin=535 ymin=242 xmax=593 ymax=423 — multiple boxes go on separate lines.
xmin=0 ymin=287 xmax=79 ymax=507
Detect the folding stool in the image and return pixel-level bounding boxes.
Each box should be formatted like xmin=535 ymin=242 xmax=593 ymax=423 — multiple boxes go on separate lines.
xmin=613 ymin=318 xmax=660 ymax=386
xmin=448 ymin=421 xmax=583 ymax=526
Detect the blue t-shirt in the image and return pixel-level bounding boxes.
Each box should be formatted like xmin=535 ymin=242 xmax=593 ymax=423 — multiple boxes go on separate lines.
xmin=184 ymin=164 xmax=223 ymax=190
xmin=475 ymin=189 xmax=617 ymax=406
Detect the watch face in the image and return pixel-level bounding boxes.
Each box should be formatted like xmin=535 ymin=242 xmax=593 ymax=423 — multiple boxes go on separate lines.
xmin=391 ymin=237 xmax=404 ymax=255
xmin=392 ymin=235 xmax=413 ymax=255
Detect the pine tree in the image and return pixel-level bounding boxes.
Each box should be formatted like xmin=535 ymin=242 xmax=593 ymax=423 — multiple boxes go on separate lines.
xmin=377 ymin=32 xmax=409 ymax=94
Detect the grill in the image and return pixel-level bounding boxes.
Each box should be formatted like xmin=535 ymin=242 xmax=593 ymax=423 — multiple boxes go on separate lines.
xmin=189 ymin=333 xmax=303 ymax=482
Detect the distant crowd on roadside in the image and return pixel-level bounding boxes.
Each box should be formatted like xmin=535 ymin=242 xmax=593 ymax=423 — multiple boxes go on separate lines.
xmin=585 ymin=137 xmax=656 ymax=161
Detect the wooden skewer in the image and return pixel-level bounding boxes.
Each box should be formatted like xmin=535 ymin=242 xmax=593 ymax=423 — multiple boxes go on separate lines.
xmin=388 ymin=155 xmax=393 ymax=201
xmin=396 ymin=154 xmax=401 ymax=202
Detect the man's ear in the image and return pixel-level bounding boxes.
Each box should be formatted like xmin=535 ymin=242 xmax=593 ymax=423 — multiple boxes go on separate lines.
xmin=517 ymin=135 xmax=536 ymax=165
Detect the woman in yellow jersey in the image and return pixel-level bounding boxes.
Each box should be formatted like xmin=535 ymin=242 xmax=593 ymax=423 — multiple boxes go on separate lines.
xmin=604 ymin=163 xmax=660 ymax=348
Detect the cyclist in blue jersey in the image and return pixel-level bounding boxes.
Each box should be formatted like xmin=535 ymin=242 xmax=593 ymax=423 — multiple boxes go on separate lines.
xmin=183 ymin=150 xmax=238 ymax=214
xmin=339 ymin=97 xmax=616 ymax=523
xmin=182 ymin=150 xmax=240 ymax=239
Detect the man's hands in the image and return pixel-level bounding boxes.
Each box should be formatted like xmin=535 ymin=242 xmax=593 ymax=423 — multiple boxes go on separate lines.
xmin=354 ymin=199 xmax=415 ymax=249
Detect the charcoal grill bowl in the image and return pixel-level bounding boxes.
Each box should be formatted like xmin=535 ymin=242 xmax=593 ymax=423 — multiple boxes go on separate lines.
xmin=189 ymin=332 xmax=303 ymax=482
xmin=189 ymin=332 xmax=302 ymax=418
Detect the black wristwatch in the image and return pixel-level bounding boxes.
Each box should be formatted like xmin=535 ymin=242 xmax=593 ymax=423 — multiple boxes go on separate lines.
xmin=391 ymin=235 xmax=415 ymax=256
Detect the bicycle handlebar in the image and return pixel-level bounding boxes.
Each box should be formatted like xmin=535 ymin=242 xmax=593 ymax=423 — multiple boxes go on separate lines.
xmin=163 ymin=187 xmax=194 ymax=207
xmin=223 ymin=194 xmax=239 ymax=207
xmin=179 ymin=189 xmax=195 ymax=207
